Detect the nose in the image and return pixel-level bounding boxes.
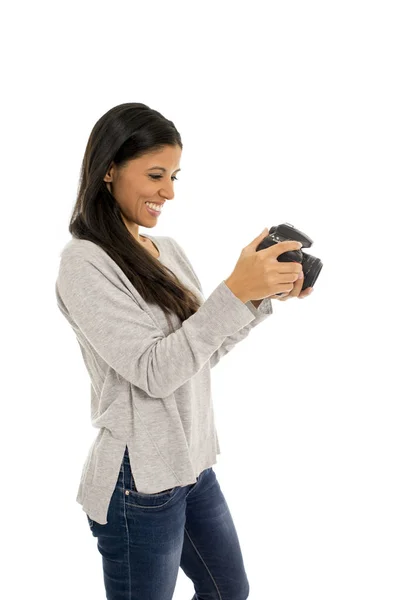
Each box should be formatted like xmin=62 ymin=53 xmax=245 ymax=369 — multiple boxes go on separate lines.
xmin=159 ymin=185 xmax=175 ymax=202
xmin=160 ymin=196 xmax=173 ymax=202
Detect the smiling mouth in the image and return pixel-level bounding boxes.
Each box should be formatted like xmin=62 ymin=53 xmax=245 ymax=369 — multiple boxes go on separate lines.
xmin=145 ymin=201 xmax=164 ymax=208
xmin=145 ymin=202 xmax=162 ymax=216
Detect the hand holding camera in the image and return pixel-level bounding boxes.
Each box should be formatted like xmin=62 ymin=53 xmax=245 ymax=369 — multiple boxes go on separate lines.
xmin=224 ymin=223 xmax=323 ymax=303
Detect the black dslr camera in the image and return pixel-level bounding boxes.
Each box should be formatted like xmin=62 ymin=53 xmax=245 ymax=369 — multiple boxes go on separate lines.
xmin=256 ymin=223 xmax=323 ymax=296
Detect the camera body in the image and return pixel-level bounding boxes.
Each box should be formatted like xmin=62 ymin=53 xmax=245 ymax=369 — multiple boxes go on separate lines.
xmin=256 ymin=223 xmax=323 ymax=296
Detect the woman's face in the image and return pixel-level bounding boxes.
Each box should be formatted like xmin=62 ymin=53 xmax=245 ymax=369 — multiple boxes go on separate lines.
xmin=103 ymin=144 xmax=182 ymax=239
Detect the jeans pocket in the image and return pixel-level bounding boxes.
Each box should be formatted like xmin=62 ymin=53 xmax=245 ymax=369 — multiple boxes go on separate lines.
xmin=126 ymin=476 xmax=179 ymax=508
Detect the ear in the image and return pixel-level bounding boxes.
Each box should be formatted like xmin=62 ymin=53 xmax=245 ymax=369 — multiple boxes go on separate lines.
xmin=103 ymin=161 xmax=115 ymax=183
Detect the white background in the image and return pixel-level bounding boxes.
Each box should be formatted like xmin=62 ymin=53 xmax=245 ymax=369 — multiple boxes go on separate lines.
xmin=2 ymin=1 xmax=398 ymax=598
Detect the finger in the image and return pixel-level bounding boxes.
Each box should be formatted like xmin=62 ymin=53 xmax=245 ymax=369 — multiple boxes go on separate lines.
xmin=277 ymin=281 xmax=299 ymax=301
xmin=261 ymin=240 xmax=302 ymax=259
xmin=290 ymin=277 xmax=303 ymax=298
xmin=271 ymin=275 xmax=305 ymax=300
xmin=277 ymin=262 xmax=303 ymax=274
xmin=299 ymin=287 xmax=313 ymax=298
xmin=250 ymin=227 xmax=269 ymax=248
xmin=279 ymin=270 xmax=304 ymax=287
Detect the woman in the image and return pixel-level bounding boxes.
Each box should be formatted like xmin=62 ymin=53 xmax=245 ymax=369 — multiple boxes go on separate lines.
xmin=55 ymin=102 xmax=310 ymax=600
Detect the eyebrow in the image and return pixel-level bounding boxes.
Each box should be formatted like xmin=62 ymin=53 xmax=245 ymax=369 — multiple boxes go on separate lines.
xmin=147 ymin=166 xmax=181 ymax=173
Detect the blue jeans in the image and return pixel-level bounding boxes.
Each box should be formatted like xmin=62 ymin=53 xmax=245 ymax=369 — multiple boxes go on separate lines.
xmin=87 ymin=446 xmax=250 ymax=600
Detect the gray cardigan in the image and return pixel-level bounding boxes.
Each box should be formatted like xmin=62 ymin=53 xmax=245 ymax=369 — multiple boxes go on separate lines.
xmin=55 ymin=234 xmax=272 ymax=524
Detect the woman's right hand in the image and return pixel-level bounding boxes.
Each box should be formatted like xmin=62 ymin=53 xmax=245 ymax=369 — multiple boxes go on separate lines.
xmin=224 ymin=228 xmax=303 ymax=303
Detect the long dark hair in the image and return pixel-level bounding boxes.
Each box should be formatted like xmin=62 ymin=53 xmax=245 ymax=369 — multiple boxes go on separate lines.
xmin=69 ymin=102 xmax=201 ymax=331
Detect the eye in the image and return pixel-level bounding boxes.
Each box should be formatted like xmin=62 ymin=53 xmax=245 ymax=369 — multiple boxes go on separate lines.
xmin=149 ymin=175 xmax=179 ymax=181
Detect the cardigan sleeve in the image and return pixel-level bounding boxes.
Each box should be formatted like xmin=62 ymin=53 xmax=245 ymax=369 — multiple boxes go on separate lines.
xmin=55 ymin=251 xmax=262 ymax=398
xmin=208 ymin=298 xmax=272 ymax=368
xmin=170 ymin=238 xmax=273 ymax=369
